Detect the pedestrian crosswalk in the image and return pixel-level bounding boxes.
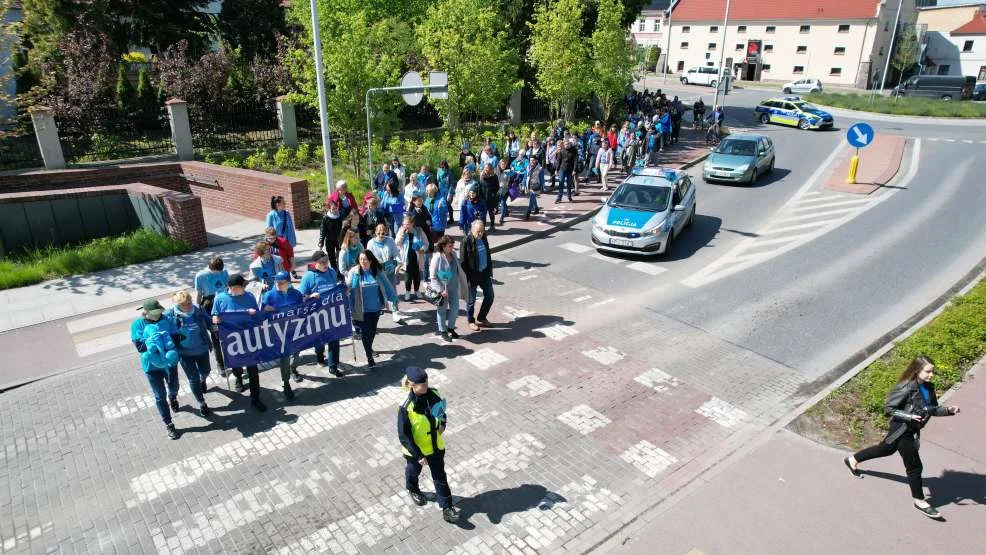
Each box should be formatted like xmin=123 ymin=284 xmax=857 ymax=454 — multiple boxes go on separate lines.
xmin=558 ymin=242 xmax=670 ymax=276
xmin=68 ymin=294 xmax=174 ymax=359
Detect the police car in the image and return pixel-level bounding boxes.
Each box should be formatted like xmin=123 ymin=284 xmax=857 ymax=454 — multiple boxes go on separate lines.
xmin=754 ymin=96 xmax=834 ymax=130
xmin=590 ymin=165 xmax=696 ymax=256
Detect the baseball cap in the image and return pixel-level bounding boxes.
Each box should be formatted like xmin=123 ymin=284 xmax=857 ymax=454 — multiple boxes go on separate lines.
xmin=274 ymin=271 xmax=290 ymax=282
xmin=228 ymin=274 xmax=247 ymax=287
xmin=137 ymin=298 xmax=164 ymax=312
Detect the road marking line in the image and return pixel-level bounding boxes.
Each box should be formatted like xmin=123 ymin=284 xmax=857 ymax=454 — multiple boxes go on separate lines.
xmin=502 ymin=305 xmax=534 ymax=320
xmin=787 ymin=198 xmax=871 ymax=212
xmin=802 ymin=191 xmax=823 ymax=196
xmin=620 ymin=441 xmax=679 ymax=478
xmin=559 ymin=242 xmax=593 ymax=254
xmin=634 ymin=368 xmax=682 ymax=393
xmin=558 ymin=404 xmax=611 ymax=435
xmin=557 ymin=286 xmax=588 ymax=296
xmin=463 ymin=347 xmax=508 ymax=370
xmin=590 ymin=252 xmax=623 ymax=264
xmin=943 ymin=138 xmax=956 ymax=142
xmin=626 ymin=262 xmax=668 ymax=275
xmin=589 ymin=298 xmax=616 ymax=308
xmin=582 ymin=346 xmax=625 ymax=366
xmin=508 ymin=268 xmax=537 ymax=276
xmin=535 ymin=323 xmax=580 ymax=341
xmin=67 ymin=306 xmax=141 ymax=334
xmin=742 ymin=233 xmax=816 ymax=249
xmin=962 ymin=139 xmax=973 ymax=144
xmin=794 ymin=194 xmax=852 ymax=205
xmin=696 ymin=397 xmax=748 ymax=428
xmin=518 ymin=274 xmax=538 ymax=281
xmin=772 ymin=206 xmax=861 ymax=224
xmin=927 ymin=137 xmax=939 ymax=141
xmin=74 ymin=332 xmax=133 ymax=358
xmin=127 ymin=385 xmax=409 ymax=503
xmin=573 ymin=295 xmax=593 ymax=303
xmin=762 ymin=220 xmax=834 ymax=235
xmin=507 ymin=375 xmax=557 ymax=397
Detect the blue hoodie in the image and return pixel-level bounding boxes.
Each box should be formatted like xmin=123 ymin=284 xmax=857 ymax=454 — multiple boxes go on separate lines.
xmin=262 ymin=287 xmax=304 ymax=310
xmin=299 ymin=266 xmax=339 ymax=296
xmin=131 ymin=316 xmax=181 ymax=372
xmin=425 ymin=196 xmax=448 ymax=233
xmin=165 ymin=305 xmax=212 ymax=357
xmin=265 ymin=209 xmax=297 ymax=247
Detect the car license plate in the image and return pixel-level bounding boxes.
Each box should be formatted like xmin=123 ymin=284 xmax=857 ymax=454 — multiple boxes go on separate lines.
xmin=609 ymin=239 xmax=633 ymax=247
xmin=712 ymin=171 xmax=731 ymax=177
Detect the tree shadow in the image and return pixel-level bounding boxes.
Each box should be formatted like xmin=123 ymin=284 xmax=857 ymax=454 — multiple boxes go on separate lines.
xmin=451 ymin=484 xmax=567 ymax=530
xmin=861 ymin=468 xmax=986 ymax=509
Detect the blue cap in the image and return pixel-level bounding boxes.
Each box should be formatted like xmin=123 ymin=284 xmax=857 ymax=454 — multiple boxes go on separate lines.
xmin=274 ymin=271 xmax=291 ymax=282
xmin=405 ymin=366 xmax=428 ymax=384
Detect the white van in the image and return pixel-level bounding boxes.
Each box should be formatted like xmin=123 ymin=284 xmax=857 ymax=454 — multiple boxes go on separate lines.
xmin=680 ymin=67 xmax=724 ymax=87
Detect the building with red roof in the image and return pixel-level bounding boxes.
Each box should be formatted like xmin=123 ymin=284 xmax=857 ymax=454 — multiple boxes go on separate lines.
xmin=663 ymin=0 xmax=919 ymax=88
xmin=918 ymin=3 xmax=986 ymax=79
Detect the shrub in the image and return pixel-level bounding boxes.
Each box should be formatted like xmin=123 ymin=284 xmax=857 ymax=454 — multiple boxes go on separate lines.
xmin=221 ymin=155 xmax=244 ymax=168
xmin=294 ymin=142 xmax=312 ymax=165
xmin=273 ymin=145 xmax=295 ymax=168
xmin=805 ymin=92 xmax=986 ymax=118
xmin=243 ymin=149 xmax=271 ymax=170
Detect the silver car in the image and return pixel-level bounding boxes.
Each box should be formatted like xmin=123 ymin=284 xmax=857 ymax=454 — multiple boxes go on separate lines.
xmin=590 ymin=167 xmax=696 ymax=256
xmin=702 ymin=134 xmax=775 ymax=185
xmin=782 ymin=78 xmax=823 ymax=94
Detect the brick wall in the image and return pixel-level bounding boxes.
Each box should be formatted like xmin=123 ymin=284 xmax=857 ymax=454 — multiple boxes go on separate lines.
xmin=0 ymin=163 xmax=186 ymax=194
xmin=177 ymin=162 xmax=310 ymax=225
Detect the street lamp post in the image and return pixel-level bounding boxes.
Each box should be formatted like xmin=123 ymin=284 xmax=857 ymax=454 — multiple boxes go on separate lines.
xmin=309 ymin=0 xmax=334 ymax=186
xmin=712 ymin=0 xmax=731 ymax=110
xmin=878 ymin=0 xmax=905 ymax=94
xmin=663 ymin=0 xmax=676 ymax=83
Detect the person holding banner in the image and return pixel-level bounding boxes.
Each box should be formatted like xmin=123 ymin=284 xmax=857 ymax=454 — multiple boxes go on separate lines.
xmin=249 ymin=242 xmax=282 ymax=292
xmin=398 ymin=366 xmax=460 ymax=524
xmin=193 ymin=256 xmax=228 ymax=372
xmin=428 ymin=235 xmax=468 ymax=342
xmin=347 ymin=250 xmax=399 ymax=368
xmin=261 ymin=271 xmax=305 ymax=399
xmin=299 ymin=251 xmax=344 ymax=377
xmin=366 ymin=223 xmax=405 ymax=324
xmin=212 ymin=274 xmax=266 ymax=412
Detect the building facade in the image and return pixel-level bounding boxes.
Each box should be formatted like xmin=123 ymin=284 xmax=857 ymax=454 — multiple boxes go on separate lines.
xmin=665 ymin=0 xmax=917 ymax=88
xmin=630 ymin=0 xmax=672 ymax=47
xmin=918 ymin=3 xmax=986 ymax=78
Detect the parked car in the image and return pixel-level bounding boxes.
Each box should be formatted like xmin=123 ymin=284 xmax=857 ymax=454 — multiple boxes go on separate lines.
xmin=973 ymin=82 xmax=986 ymax=101
xmin=891 ymin=75 xmax=975 ymax=100
xmin=702 ymin=134 xmax=775 ymax=185
xmin=680 ymin=67 xmax=726 ymax=88
xmin=754 ymin=96 xmax=834 ymax=130
xmin=782 ymin=78 xmax=823 ymax=94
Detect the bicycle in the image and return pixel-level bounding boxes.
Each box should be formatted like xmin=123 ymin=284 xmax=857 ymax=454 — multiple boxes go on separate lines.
xmin=693 ymin=111 xmax=707 ymax=131
xmin=705 ymin=122 xmax=721 ymax=146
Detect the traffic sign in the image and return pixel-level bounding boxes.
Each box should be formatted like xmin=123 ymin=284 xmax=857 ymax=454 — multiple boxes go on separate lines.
xmin=400 ymin=72 xmax=424 ymax=106
xmin=428 ymin=71 xmax=448 ymax=99
xmin=846 ymin=122 xmax=875 ymax=148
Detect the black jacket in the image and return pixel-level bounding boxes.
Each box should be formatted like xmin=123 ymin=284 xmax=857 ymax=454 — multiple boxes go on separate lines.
xmin=359 ymin=208 xmax=387 ymax=242
xmin=460 ymin=233 xmax=492 ymax=282
xmin=883 ymin=380 xmax=950 ymax=444
xmin=459 ymin=150 xmax=475 ymax=169
xmin=479 ymin=173 xmax=500 ymax=206
xmin=319 ymin=213 xmax=344 ymax=249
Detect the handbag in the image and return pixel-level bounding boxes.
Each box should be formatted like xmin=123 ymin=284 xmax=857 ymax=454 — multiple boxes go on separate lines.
xmin=423 ymin=285 xmax=446 ymax=307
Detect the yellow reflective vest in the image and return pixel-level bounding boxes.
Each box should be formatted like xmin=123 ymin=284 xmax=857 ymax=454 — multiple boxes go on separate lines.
xmin=398 ymin=389 xmax=446 ymax=457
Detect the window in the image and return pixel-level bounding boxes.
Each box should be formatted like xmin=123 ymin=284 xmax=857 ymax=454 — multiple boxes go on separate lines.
xmin=766 ymin=26 xmax=776 ymax=34
xmin=797 ymin=46 xmax=807 ymax=54
xmin=736 ymin=43 xmax=744 ymax=51
xmin=677 ymin=60 xmax=685 ymax=71
xmin=710 ymin=26 xmax=719 ymax=33
xmin=638 ymin=19 xmax=645 ymax=32
xmin=706 ymin=61 xmax=715 ymax=66
xmin=937 ymin=65 xmax=950 ymax=75
xmin=682 ymin=25 xmax=690 ymax=33
xmin=834 ymin=46 xmax=846 ymax=55
xmin=838 ymin=24 xmax=850 ymax=33
xmin=653 ymin=20 xmax=661 ymax=33
xmin=762 ymin=64 xmax=771 ymax=72
xmin=800 ymin=25 xmax=811 ymax=33
xmin=830 ymin=67 xmax=842 ymax=76
xmin=680 ymin=41 xmax=689 ymax=49
xmin=708 ymin=42 xmax=717 ymax=50
xmin=764 ymin=44 xmax=774 ymax=52
xmin=793 ymin=65 xmax=804 ymax=74
xmin=963 ymin=40 xmax=974 ymax=52
xmin=738 ymin=25 xmax=747 ymax=33
xmin=979 ymin=65 xmax=986 ymax=80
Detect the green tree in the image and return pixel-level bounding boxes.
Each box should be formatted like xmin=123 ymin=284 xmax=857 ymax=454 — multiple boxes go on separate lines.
xmin=219 ymin=0 xmax=286 ymax=59
xmin=419 ymin=0 xmax=521 ymax=128
xmin=590 ymin=0 xmax=635 ymax=121
xmin=644 ymin=45 xmax=661 ymax=72
xmin=892 ymin=24 xmax=919 ymax=91
xmin=529 ymin=0 xmax=591 ymax=118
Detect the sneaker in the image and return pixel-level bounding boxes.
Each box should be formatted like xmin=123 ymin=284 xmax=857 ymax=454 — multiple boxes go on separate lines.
xmin=166 ymin=424 xmax=180 ymax=440
xmin=441 ymin=331 xmax=453 ymax=343
xmin=843 ymin=456 xmax=861 ymax=478
xmin=198 ymin=405 xmax=211 ymax=418
xmin=283 ymin=385 xmax=295 ymax=400
xmin=408 ymin=490 xmax=427 ymax=506
xmin=412 ymin=292 xmax=420 ymax=300
xmin=442 ymin=507 xmax=461 ymax=523
xmin=367 ymin=356 xmax=376 ymax=369
xmin=913 ymin=501 xmax=941 ymax=519
xmin=251 ymin=398 xmax=267 ymax=412
xmin=404 ymin=292 xmax=412 ymax=302
xmin=169 ymin=399 xmax=180 ymax=413
xmin=234 ymin=377 xmax=245 ymax=393
xmin=292 ymin=370 xmax=304 ymax=383
xmin=478 ymin=319 xmax=492 ymax=328
xmin=330 ymin=367 xmax=344 ymax=377
xmin=316 ymin=356 xmax=327 ymax=367
xmin=393 ymin=312 xmax=404 ymax=324
xmin=448 ymin=329 xmax=460 ymax=339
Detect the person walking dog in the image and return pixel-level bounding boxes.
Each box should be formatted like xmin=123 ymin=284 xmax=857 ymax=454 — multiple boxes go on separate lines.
xmin=843 ymin=356 xmax=960 ymax=518
xmin=398 ymin=366 xmax=460 ymax=524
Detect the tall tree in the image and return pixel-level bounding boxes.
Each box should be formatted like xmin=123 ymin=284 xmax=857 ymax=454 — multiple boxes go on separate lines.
xmin=419 ymin=0 xmax=521 ymax=128
xmin=892 ymin=24 xmax=919 ymax=88
xmin=219 ymin=0 xmax=286 ymax=60
xmin=581 ymin=0 xmax=651 ymax=40
xmin=590 ymin=0 xmax=635 ymax=121
xmin=529 ymin=0 xmax=591 ymax=117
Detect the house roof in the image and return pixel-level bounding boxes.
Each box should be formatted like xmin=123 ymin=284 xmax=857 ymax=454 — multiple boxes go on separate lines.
xmin=951 ymin=10 xmax=986 ymax=34
xmin=670 ymin=0 xmax=883 ymax=22
xmin=643 ymin=0 xmax=672 ymax=11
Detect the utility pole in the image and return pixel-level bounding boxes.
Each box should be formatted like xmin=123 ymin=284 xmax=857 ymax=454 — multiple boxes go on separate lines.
xmin=879 ymin=0 xmax=905 ymax=94
xmin=309 ymin=0 xmax=334 ymax=185
xmin=712 ymin=0 xmax=731 ymax=110
xmin=663 ymin=0 xmax=677 ymax=83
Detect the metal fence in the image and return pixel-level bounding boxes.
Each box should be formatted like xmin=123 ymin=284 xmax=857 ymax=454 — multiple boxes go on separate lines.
xmin=59 ymin=107 xmax=174 ymax=164
xmin=0 ymin=131 xmax=44 ymax=171
xmin=521 ymin=88 xmax=551 ymax=123
xmin=190 ymin=100 xmax=282 ymax=152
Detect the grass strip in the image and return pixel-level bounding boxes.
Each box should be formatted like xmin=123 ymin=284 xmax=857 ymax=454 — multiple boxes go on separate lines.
xmin=804 ymin=92 xmax=986 ymax=118
xmin=799 ymin=275 xmax=986 ymax=448
xmin=0 ymin=228 xmax=189 ymax=290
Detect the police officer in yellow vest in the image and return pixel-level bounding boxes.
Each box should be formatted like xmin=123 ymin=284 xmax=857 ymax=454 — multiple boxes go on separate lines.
xmin=398 ymin=366 xmax=460 ymax=523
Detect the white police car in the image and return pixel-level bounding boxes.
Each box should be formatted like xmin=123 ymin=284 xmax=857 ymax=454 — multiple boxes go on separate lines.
xmin=590 ymin=166 xmax=696 ymax=256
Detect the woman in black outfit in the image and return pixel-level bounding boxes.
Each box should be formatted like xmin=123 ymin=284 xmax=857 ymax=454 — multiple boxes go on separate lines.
xmin=478 ymin=163 xmax=499 ymax=232
xmin=844 ymin=355 xmax=960 ymax=518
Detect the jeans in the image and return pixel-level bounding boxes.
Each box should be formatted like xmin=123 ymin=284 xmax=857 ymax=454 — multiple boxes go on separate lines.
xmin=231 ymin=365 xmax=261 ymax=400
xmin=853 ymin=432 xmax=924 ymax=499
xmin=145 ymin=367 xmax=180 ymax=425
xmin=435 ymin=288 xmax=461 ymax=332
xmin=556 ymin=169 xmax=574 ymax=200
xmin=313 ymin=340 xmax=341 ymax=369
xmin=527 ymin=192 xmax=539 ymax=214
xmin=498 ymin=196 xmax=508 ymax=219
xmin=358 ymin=311 xmax=381 ymax=358
xmin=278 ymin=353 xmax=301 ymax=385
xmin=466 ymin=274 xmax=495 ymax=323
xmin=178 ymin=353 xmax=211 ymax=406
xmin=404 ymin=451 xmax=452 ymax=509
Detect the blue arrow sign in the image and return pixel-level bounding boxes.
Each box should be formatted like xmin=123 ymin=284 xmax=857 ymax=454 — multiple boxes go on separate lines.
xmin=846 ymin=122 xmax=875 ymax=148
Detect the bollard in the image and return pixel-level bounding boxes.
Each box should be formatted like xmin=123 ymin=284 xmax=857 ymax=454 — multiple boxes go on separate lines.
xmin=846 ymin=154 xmax=859 ymax=184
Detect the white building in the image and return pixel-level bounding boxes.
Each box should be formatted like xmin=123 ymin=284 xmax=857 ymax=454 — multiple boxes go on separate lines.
xmin=918 ymin=3 xmax=986 ymax=79
xmin=665 ymin=0 xmax=918 ymax=88
xmin=630 ymin=0 xmax=671 ymax=47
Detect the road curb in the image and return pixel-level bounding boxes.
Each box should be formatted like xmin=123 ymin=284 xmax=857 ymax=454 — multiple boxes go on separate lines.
xmin=807 ymin=102 xmax=986 ymax=125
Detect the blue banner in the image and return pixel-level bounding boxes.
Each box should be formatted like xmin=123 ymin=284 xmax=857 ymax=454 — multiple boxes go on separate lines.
xmin=217 ymin=289 xmax=352 ymax=367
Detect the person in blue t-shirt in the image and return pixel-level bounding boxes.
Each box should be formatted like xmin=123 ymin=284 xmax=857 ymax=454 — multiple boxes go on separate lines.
xmin=345 ymin=250 xmax=398 ymax=368
xmin=300 ymin=251 xmax=345 ymax=376
xmin=193 ymin=256 xmax=229 ymax=371
xmin=261 ymin=271 xmax=305 ymax=400
xmin=212 ymin=274 xmax=266 ymax=412
xmin=165 ymin=290 xmax=213 ymax=418
xmin=131 ymin=298 xmax=183 ymax=440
